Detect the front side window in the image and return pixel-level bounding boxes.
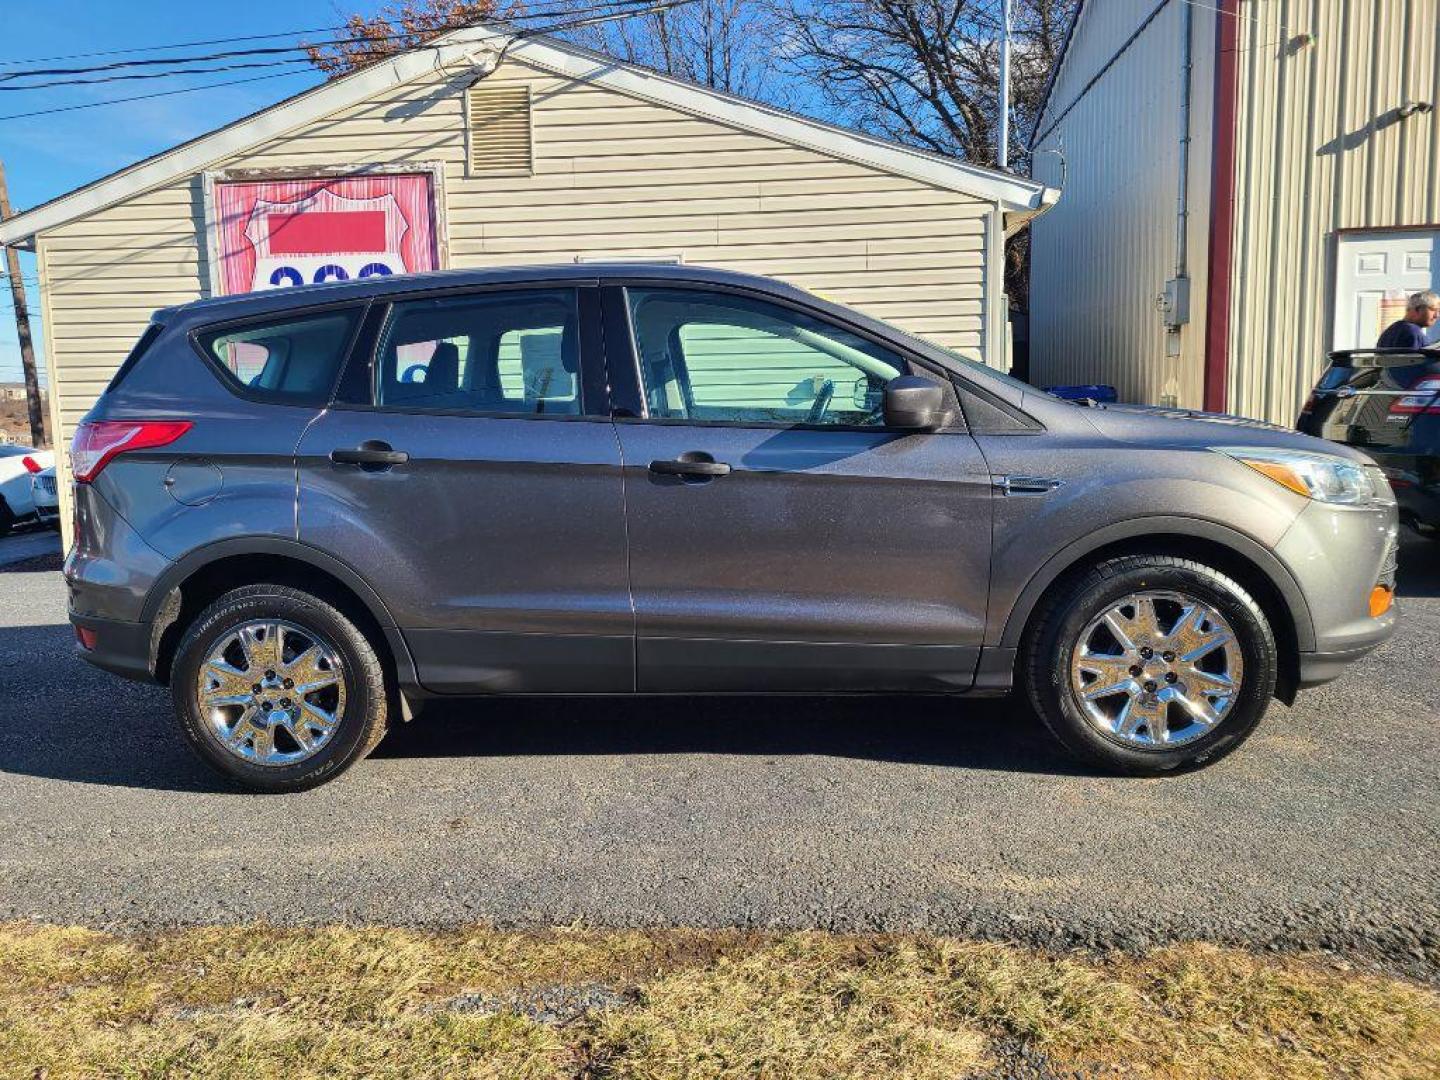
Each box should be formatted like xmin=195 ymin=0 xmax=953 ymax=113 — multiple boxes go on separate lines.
xmin=198 ymin=307 xmax=362 ymax=404
xmin=626 ymin=288 xmax=905 ymax=426
xmin=375 ymin=289 xmax=583 ymax=415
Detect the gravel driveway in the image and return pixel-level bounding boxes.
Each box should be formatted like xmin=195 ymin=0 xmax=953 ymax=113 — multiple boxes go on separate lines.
xmin=2 ymin=535 xmax=1436 ymax=977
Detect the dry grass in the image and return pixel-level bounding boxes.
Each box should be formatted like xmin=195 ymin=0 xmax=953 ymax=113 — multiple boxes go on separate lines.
xmin=1 ymin=923 xmax=1436 ymax=1079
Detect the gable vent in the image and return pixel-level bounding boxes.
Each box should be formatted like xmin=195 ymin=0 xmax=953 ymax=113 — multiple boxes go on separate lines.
xmin=466 ymin=84 xmax=533 ymax=176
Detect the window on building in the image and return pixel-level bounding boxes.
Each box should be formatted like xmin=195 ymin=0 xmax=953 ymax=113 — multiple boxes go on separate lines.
xmin=375 ymin=288 xmax=584 ymax=415
xmin=625 ymin=288 xmax=905 ymax=426
xmin=197 ymin=307 xmax=362 ymax=404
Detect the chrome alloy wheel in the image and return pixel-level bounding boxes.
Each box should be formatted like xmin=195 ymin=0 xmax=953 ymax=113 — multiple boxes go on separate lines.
xmin=196 ymin=620 xmax=346 ymax=767
xmin=1068 ymin=591 xmax=1243 ymax=749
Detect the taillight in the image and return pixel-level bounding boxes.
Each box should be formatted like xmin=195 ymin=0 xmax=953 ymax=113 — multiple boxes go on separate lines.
xmin=1389 ymin=376 xmax=1440 ymax=416
xmin=20 ymin=455 xmax=42 ymax=474
xmin=70 ymin=420 xmax=192 ymax=482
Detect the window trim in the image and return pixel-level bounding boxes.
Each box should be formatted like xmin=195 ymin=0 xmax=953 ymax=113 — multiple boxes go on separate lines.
xmin=105 ymin=322 xmax=166 ymax=395
xmin=602 ymin=280 xmax=968 ymax=435
xmin=464 ymin=82 xmax=534 ymax=179
xmin=187 ymin=300 xmax=370 ymax=408
xmin=330 ymin=282 xmax=611 ymax=421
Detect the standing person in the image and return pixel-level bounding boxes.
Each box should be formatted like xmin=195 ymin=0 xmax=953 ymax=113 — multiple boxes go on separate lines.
xmin=1377 ymin=290 xmax=1440 ymax=348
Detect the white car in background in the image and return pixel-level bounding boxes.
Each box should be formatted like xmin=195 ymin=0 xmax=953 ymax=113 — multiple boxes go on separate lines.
xmin=0 ymin=445 xmax=56 ymax=536
xmin=31 ymin=463 xmax=60 ymax=528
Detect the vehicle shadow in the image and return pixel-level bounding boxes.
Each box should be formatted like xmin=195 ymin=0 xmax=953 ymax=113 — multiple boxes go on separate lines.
xmin=0 ymin=618 xmax=1084 ymax=792
xmin=372 ymin=693 xmax=1084 ymax=777
xmin=1397 ymin=532 xmax=1440 ymax=599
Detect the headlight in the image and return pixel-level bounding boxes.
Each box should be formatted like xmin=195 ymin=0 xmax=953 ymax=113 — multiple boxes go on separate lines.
xmin=1213 ymin=446 xmax=1376 ymax=505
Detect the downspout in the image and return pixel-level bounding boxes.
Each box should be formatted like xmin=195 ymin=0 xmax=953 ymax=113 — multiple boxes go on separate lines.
xmin=1203 ymin=0 xmax=1241 ymax=413
xmin=1157 ymin=0 xmax=1196 ymax=406
xmin=1173 ymin=0 xmax=1193 ymax=289
xmin=1158 ymin=0 xmax=1194 ymax=405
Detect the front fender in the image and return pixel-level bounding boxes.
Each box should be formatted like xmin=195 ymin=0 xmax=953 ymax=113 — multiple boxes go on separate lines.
xmin=994 ymin=514 xmax=1316 ymax=652
xmin=973 ymin=435 xmax=1316 ymax=652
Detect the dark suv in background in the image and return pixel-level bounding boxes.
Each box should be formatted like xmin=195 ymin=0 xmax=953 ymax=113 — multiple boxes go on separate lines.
xmin=1299 ymin=347 xmax=1440 ymax=538
xmin=67 ymin=265 xmax=1399 ymax=790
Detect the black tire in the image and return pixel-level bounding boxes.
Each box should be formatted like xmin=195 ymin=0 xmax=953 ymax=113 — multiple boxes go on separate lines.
xmin=1021 ymin=555 xmax=1278 ymax=775
xmin=170 ymin=584 xmax=389 ymax=792
xmin=0 ymin=496 xmax=14 ymax=539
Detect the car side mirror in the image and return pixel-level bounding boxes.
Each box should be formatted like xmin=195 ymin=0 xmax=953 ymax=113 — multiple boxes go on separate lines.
xmin=883 ymin=375 xmax=947 ymax=430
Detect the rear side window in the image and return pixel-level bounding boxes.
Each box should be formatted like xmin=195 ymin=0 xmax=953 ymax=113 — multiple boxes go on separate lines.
xmin=374 ymin=289 xmax=585 ymax=415
xmin=105 ymin=323 xmax=164 ymax=393
xmin=197 ymin=307 xmax=362 ymax=404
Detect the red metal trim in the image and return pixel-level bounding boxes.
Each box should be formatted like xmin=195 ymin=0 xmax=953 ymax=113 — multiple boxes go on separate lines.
xmin=1203 ymin=0 xmax=1240 ymax=413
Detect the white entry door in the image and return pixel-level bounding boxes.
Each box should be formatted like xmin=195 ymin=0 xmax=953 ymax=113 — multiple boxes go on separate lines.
xmin=1334 ymin=228 xmax=1440 ymax=349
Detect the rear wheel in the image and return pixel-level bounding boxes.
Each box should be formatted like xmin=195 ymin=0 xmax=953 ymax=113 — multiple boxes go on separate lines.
xmin=1022 ymin=555 xmax=1278 ymax=774
xmin=170 ymin=585 xmax=389 ymax=791
xmin=0 ymin=496 xmax=14 ymax=538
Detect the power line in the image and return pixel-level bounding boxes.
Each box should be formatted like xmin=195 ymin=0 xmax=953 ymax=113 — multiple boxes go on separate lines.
xmin=0 ymin=2 xmax=693 ymax=122
xmin=0 ymin=26 xmax=346 ymax=68
xmin=0 ymin=0 xmax=660 ymax=82
xmin=0 ymin=56 xmax=317 ymax=92
xmin=0 ymin=69 xmax=308 ymax=123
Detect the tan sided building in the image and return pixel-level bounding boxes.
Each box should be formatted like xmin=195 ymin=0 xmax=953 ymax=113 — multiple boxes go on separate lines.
xmin=0 ymin=23 xmax=1056 ymax=537
xmin=1029 ymin=0 xmax=1440 ymax=425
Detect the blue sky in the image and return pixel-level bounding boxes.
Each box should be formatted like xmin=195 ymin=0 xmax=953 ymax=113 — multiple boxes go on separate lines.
xmin=1 ymin=0 xmax=388 ymax=385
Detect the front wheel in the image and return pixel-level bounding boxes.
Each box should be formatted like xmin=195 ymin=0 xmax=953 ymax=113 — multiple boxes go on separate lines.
xmin=170 ymin=585 xmax=390 ymax=791
xmin=1022 ymin=555 xmax=1278 ymax=775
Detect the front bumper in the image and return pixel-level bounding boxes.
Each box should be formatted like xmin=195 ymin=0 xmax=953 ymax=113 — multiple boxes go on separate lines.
xmin=1298 ymin=643 xmax=1390 ymax=689
xmin=1276 ymin=495 xmax=1399 ymax=688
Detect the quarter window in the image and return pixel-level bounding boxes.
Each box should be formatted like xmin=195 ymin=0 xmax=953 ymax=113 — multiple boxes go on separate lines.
xmin=198 ymin=307 xmax=361 ymax=404
xmin=625 ymin=288 xmax=905 ymax=426
xmin=375 ymin=289 xmax=584 ymax=415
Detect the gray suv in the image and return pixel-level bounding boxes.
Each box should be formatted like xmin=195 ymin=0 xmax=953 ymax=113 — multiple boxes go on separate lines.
xmin=66 ymin=265 xmax=1399 ymax=790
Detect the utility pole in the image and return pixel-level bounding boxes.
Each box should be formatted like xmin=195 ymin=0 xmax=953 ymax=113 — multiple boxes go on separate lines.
xmin=998 ymin=0 xmax=1012 ymax=169
xmin=0 ymin=160 xmax=46 ymax=449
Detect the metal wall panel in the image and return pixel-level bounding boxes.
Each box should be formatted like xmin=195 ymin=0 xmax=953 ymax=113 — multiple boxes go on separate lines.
xmin=1030 ymin=0 xmax=1215 ymax=407
xmin=1227 ymin=0 xmax=1440 ymax=425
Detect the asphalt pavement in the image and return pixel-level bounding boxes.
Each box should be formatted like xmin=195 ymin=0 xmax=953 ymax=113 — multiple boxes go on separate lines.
xmin=0 ymin=524 xmax=60 ymax=568
xmin=1 ymin=531 xmax=1436 ymax=979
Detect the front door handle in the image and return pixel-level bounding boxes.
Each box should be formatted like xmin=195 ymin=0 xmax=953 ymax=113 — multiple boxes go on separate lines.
xmin=330 ymin=441 xmax=409 ymax=468
xmin=648 ymin=452 xmax=731 ymax=478
xmin=993 ymin=474 xmax=1063 ymax=496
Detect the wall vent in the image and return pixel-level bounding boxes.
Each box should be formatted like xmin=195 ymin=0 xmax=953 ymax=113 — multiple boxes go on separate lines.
xmin=466 ymin=84 xmax=533 ymax=176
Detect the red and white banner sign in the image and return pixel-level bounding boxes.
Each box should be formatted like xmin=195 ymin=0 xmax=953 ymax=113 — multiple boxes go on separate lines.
xmin=212 ymin=174 xmax=440 ymax=295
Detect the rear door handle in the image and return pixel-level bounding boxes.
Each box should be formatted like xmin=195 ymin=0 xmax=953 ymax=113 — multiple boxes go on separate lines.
xmin=648 ymin=453 xmax=731 ymax=478
xmin=330 ymin=441 xmax=409 ymax=468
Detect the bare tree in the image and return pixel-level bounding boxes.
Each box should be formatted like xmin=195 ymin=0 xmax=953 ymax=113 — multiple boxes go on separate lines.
xmin=771 ymin=0 xmax=1073 ymax=302
xmin=306 ymin=0 xmax=500 ymax=77
xmin=771 ymin=0 xmax=1074 ymax=170
xmin=306 ymin=0 xmax=784 ymax=102
xmin=562 ymin=0 xmax=782 ymax=101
